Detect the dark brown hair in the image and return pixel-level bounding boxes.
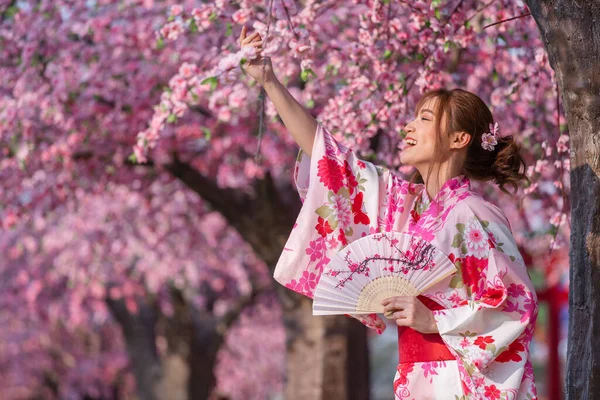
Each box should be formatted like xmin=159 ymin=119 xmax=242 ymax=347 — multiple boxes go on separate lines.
xmin=408 ymin=88 xmax=529 ymax=194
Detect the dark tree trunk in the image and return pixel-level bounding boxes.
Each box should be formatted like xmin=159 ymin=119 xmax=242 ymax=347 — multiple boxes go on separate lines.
xmin=168 ymin=160 xmax=372 ymax=400
xmin=106 ymin=297 xmax=162 ymax=400
xmin=277 ymin=291 xmax=371 ymax=400
xmin=525 ymin=1 xmax=600 ymax=398
xmin=107 ymin=285 xmax=265 ymax=400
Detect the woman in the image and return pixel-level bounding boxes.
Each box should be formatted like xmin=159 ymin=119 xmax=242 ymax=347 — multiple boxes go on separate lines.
xmin=239 ymin=27 xmax=538 ymax=399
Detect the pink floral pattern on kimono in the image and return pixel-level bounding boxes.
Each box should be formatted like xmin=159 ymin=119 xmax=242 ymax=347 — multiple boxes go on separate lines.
xmin=274 ymin=124 xmax=538 ymax=399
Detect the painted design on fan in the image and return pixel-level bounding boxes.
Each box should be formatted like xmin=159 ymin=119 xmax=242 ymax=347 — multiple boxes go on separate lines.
xmin=325 ymin=232 xmax=436 ymax=288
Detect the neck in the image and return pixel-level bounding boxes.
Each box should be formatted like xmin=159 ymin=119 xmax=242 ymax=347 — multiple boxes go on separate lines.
xmin=418 ymin=160 xmax=464 ymax=198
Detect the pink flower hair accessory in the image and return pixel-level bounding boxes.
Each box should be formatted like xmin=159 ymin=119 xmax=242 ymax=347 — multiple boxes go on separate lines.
xmin=481 ymin=122 xmax=500 ymax=151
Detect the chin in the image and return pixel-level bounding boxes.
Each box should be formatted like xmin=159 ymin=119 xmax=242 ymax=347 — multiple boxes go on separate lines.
xmin=399 ymin=154 xmax=414 ymax=166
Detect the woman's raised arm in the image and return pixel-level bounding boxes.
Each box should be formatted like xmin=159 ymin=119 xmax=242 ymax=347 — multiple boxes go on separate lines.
xmin=239 ymin=26 xmax=317 ymax=156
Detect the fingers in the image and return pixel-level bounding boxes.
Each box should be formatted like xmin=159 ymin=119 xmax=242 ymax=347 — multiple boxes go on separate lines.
xmin=381 ymin=295 xmax=412 ymax=306
xmin=381 ymin=296 xmax=414 ymax=314
xmin=239 ymin=25 xmax=246 ymax=43
xmin=395 ymin=314 xmax=415 ymax=327
xmin=241 ymin=31 xmax=260 ymax=46
xmin=247 ymin=40 xmax=263 ymax=48
xmin=384 ymin=309 xmax=411 ymax=323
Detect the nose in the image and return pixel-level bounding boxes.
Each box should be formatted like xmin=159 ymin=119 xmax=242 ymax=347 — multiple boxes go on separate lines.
xmin=404 ymin=120 xmax=415 ymax=134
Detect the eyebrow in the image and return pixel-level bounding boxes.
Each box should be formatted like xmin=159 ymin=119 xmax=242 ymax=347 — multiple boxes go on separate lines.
xmin=420 ymin=109 xmax=435 ymax=115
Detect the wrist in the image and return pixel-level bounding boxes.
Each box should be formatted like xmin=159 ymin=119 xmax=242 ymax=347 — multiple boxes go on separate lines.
xmin=429 ymin=311 xmax=439 ymax=334
xmin=263 ymin=77 xmax=280 ymax=91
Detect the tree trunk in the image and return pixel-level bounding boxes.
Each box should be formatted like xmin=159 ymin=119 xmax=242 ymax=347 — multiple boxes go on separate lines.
xmin=108 ymin=282 xmax=272 ymax=400
xmin=106 ymin=297 xmax=162 ymax=400
xmin=168 ymin=161 xmax=372 ymax=399
xmin=106 ymin=292 xmax=224 ymax=400
xmin=525 ymin=1 xmax=600 ymax=398
xmin=278 ymin=289 xmax=371 ymax=400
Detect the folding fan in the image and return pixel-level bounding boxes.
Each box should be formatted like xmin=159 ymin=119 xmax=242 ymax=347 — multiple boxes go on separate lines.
xmin=312 ymin=232 xmax=456 ymax=316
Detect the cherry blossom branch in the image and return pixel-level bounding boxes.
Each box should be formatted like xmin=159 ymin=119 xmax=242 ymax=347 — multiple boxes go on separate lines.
xmin=164 ymin=155 xmax=300 ymax=267
xmin=465 ymin=0 xmax=499 ymax=23
xmin=483 ymin=13 xmax=532 ymax=30
xmin=217 ymin=280 xmax=272 ymax=334
xmin=358 ymin=0 xmax=466 ymax=137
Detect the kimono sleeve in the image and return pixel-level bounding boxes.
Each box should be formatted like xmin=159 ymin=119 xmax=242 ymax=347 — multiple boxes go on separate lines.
xmin=273 ymin=123 xmax=388 ymax=333
xmin=431 ymin=207 xmax=538 ymax=378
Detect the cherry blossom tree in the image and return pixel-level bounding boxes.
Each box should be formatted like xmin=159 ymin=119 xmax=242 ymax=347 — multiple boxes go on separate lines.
xmin=139 ymin=1 xmax=570 ymax=394
xmin=0 ymin=0 xmax=576 ymax=398
xmin=0 ymin=174 xmax=284 ymax=399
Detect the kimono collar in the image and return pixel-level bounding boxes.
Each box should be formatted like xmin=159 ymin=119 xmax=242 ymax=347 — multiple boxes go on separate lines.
xmin=420 ymin=174 xmax=471 ymax=206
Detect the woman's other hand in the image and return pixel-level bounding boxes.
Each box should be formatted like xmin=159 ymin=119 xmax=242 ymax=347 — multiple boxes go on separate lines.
xmin=238 ymin=25 xmax=276 ymax=86
xmin=382 ymin=296 xmax=439 ymax=334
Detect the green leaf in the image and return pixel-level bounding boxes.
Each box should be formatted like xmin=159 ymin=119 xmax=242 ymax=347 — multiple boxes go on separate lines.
xmin=156 ymin=37 xmax=165 ymax=50
xmin=434 ymin=8 xmax=441 ymax=20
xmin=201 ymin=127 xmax=211 ymax=140
xmin=383 ymin=49 xmax=393 ymax=60
xmin=345 ymin=226 xmax=354 ymax=237
xmin=456 ymin=223 xmax=466 ymax=233
xmin=167 ymin=114 xmax=177 ymax=123
xmin=460 ymin=242 xmax=468 ymax=255
xmin=200 ymin=76 xmax=218 ymax=91
xmin=301 ymin=68 xmax=316 ymax=82
xmin=327 ymin=191 xmax=335 ymax=202
xmin=316 ymin=205 xmax=333 ymax=219
xmin=225 ymin=23 xmax=233 ymax=36
xmin=4 ymin=5 xmax=19 ymax=19
xmin=486 ymin=343 xmax=497 ymax=353
xmin=306 ymin=99 xmax=315 ymax=109
xmin=449 ymin=275 xmax=464 ymax=289
xmin=326 ymin=64 xmax=338 ymax=76
xmin=189 ymin=18 xmax=198 ymax=33
xmin=451 ymin=233 xmax=464 ymax=248
xmin=328 ymin=217 xmax=338 ymax=231
xmin=128 ymin=153 xmax=137 ymax=163
xmin=338 ymin=187 xmax=350 ymax=199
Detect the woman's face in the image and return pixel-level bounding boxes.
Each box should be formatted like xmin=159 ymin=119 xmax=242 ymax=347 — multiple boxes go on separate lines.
xmin=399 ymin=97 xmax=442 ymax=169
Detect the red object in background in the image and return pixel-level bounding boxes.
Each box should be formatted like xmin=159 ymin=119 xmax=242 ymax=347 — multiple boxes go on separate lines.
xmin=537 ymin=286 xmax=569 ymax=400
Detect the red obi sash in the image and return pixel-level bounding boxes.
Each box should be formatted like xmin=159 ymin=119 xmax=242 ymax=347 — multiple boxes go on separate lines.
xmin=397 ymin=295 xmax=454 ymax=363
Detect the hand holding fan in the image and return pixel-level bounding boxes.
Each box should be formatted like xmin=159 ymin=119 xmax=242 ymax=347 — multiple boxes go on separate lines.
xmin=312 ymin=232 xmax=456 ymax=316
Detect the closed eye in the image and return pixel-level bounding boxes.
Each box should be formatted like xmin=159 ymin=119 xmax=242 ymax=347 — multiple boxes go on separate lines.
xmin=421 ymin=117 xmax=430 ymax=121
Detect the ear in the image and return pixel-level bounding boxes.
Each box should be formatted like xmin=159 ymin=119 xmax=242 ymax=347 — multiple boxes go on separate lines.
xmin=449 ymin=131 xmax=471 ymax=150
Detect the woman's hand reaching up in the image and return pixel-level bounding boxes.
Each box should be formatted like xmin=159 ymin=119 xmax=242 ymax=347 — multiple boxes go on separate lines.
xmin=239 ymin=26 xmax=277 ymax=86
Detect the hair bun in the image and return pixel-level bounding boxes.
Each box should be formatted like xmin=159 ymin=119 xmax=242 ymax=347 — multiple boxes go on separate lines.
xmin=491 ymin=136 xmax=529 ymax=193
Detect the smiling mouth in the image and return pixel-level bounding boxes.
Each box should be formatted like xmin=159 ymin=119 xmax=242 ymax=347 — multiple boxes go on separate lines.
xmin=405 ymin=138 xmax=418 ymax=146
